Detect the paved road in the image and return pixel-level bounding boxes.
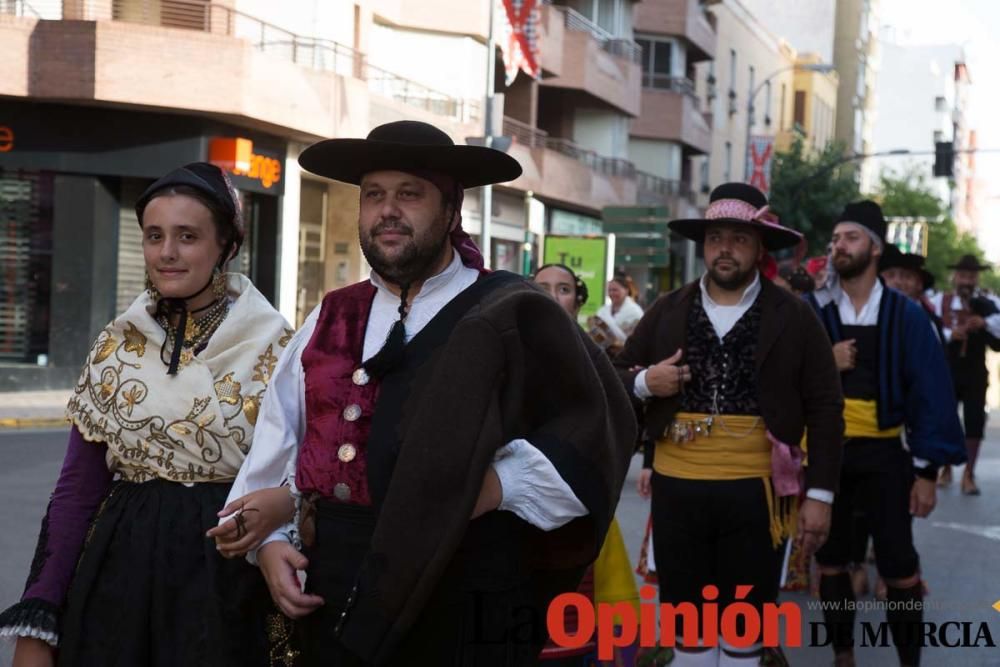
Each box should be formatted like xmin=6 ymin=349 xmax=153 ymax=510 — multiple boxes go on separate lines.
xmin=2 ymin=427 xmax=999 ymax=665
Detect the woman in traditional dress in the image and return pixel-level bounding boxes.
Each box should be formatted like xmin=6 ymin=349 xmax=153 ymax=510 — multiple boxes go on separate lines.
xmin=1 ymin=162 xmax=293 ymax=666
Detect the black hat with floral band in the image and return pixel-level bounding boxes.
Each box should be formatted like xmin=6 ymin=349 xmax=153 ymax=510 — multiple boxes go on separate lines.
xmin=668 ymin=182 xmax=803 ymax=251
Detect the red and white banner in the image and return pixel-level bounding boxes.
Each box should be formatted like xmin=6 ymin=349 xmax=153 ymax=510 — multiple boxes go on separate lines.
xmin=498 ymin=0 xmax=540 ymax=86
xmin=745 ymin=135 xmax=775 ymax=194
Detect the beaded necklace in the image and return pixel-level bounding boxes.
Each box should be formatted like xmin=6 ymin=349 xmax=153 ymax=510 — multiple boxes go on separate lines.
xmin=156 ymin=297 xmax=229 ymax=370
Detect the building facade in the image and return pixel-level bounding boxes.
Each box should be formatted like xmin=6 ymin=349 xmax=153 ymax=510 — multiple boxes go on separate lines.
xmin=832 ymin=0 xmax=880 ymax=192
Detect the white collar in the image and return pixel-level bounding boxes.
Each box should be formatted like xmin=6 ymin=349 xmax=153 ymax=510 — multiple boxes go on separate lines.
xmin=369 ymin=249 xmax=464 ymax=301
xmin=699 ymin=270 xmax=761 ymax=309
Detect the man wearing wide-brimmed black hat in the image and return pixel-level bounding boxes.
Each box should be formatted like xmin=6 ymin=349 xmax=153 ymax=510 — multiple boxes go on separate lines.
xmin=615 ymin=183 xmax=844 ymax=666
xmin=808 ymin=200 xmax=965 ymax=667
xmin=928 ymin=253 xmax=1000 ymax=495
xmin=879 ymin=243 xmax=944 ymax=341
xmin=217 ymin=120 xmax=635 ymax=664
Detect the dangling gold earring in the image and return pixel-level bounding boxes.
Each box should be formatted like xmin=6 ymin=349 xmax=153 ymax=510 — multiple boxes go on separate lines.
xmin=212 ymin=267 xmax=227 ymax=300
xmin=145 ymin=272 xmax=161 ymax=301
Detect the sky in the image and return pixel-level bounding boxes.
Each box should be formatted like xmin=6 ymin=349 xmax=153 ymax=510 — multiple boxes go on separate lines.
xmin=878 ymin=0 xmax=1000 ymax=259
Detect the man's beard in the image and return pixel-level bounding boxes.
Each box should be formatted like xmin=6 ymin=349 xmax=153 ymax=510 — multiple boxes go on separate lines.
xmin=956 ymin=283 xmax=975 ymax=299
xmin=707 ymin=258 xmax=756 ymax=291
xmin=360 ymin=218 xmax=451 ymax=288
xmin=833 ymin=247 xmax=873 ymax=280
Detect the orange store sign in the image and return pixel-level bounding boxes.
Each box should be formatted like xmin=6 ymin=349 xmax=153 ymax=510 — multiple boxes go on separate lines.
xmin=0 ymin=126 xmax=14 ymax=152
xmin=209 ymin=137 xmax=281 ymax=189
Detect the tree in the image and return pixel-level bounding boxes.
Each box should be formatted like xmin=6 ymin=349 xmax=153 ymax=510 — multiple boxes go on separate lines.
xmin=769 ymin=137 xmax=861 ymax=254
xmin=873 ymin=170 xmax=1000 ymax=292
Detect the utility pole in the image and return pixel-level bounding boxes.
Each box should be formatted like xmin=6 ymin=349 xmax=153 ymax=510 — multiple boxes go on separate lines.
xmin=481 ymin=0 xmax=496 ymax=267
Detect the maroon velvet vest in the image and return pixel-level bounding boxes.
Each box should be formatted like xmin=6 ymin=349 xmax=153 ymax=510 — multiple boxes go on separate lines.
xmin=297 ymin=281 xmax=380 ymax=505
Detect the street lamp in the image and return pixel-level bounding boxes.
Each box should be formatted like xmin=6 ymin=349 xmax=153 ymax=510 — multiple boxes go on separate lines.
xmin=744 ymin=62 xmax=835 ymax=182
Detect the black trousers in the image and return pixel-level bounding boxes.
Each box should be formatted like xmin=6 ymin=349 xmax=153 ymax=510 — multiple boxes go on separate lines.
xmin=298 ymin=502 xmax=551 ymax=666
xmin=815 ymin=438 xmax=919 ymax=580
xmin=651 ymin=472 xmax=782 ymax=637
xmin=954 ymin=372 xmax=988 ymax=439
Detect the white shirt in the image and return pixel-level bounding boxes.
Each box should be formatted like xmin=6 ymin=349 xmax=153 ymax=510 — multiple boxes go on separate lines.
xmin=635 ymin=272 xmax=834 ymax=503
xmin=811 ymin=275 xmax=883 ymax=325
xmin=596 ymin=296 xmax=644 ymax=341
xmin=927 ymin=291 xmax=1000 ymax=342
xmin=226 ymin=252 xmax=587 ymax=555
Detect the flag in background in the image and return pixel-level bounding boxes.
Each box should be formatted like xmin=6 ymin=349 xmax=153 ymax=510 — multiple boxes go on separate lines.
xmin=499 ymin=0 xmax=540 ymax=85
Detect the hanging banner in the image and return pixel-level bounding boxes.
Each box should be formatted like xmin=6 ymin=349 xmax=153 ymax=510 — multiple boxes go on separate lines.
xmin=745 ymin=135 xmax=775 ymax=194
xmin=498 ymin=0 xmax=540 ymax=86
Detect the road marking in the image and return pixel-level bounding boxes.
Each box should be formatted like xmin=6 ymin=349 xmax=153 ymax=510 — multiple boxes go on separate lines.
xmin=932 ymin=521 xmax=1000 ymax=542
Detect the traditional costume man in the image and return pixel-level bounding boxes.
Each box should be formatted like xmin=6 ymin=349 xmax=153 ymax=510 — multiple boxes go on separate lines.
xmin=809 ymin=201 xmax=965 ymax=667
xmin=225 ymin=121 xmax=636 ymax=665
xmin=616 ymin=183 xmax=844 ymax=666
xmin=879 ymin=243 xmax=944 ymax=341
xmin=927 ymin=254 xmax=1000 ymax=495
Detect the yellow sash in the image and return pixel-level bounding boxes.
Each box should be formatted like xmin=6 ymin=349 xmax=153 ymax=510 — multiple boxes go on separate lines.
xmin=654 ymin=412 xmax=795 ymax=548
xmin=844 ymin=398 xmax=902 ymax=439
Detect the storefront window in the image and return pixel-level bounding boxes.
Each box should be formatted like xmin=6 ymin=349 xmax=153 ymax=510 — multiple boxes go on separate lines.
xmin=297 ymin=179 xmax=328 ymax=326
xmin=0 ymin=170 xmax=53 ymax=363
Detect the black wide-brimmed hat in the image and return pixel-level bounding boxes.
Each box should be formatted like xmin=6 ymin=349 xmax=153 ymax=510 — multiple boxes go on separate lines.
xmin=668 ymin=182 xmax=803 ymax=250
xmin=947 ymin=254 xmax=992 ymax=272
xmin=298 ymin=120 xmax=522 ymax=188
xmin=879 ymin=243 xmax=925 ymax=272
xmin=835 ymin=200 xmax=887 ymax=242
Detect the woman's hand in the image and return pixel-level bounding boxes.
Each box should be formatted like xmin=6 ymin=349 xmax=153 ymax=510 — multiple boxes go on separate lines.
xmin=13 ymin=637 xmax=55 ymax=667
xmin=207 ymin=487 xmax=295 ymax=559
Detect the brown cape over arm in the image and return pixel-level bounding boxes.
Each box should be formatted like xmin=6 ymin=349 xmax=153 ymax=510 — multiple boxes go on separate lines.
xmin=338 ymin=283 xmax=637 ymax=663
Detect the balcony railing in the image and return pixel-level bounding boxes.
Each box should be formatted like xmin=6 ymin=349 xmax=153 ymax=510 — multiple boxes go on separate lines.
xmin=548 ymin=3 xmax=642 ymax=64
xmin=636 ymin=171 xmax=692 ymax=199
xmin=366 ymin=64 xmax=481 ymax=124
xmin=642 ymin=74 xmax=698 ymax=98
xmin=1 ymin=0 xmax=480 ymax=124
xmin=503 ymin=117 xmax=637 ymax=179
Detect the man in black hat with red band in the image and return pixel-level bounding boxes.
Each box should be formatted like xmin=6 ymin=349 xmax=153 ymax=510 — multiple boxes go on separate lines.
xmin=808 ymin=200 xmax=965 ymax=667
xmin=616 ymin=183 xmax=844 ymax=666
xmin=223 ymin=120 xmax=636 ymax=665
xmin=928 ymin=254 xmax=1000 ymax=495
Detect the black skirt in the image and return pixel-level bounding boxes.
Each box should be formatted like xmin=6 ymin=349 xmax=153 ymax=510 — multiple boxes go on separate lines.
xmin=58 ymin=479 xmax=276 ymax=667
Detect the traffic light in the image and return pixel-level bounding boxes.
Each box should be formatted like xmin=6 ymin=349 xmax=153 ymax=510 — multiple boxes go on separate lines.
xmin=933 ymin=141 xmax=954 ymax=178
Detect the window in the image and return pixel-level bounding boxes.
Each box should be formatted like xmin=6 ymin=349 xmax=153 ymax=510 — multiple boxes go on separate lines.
xmin=934 ymin=95 xmax=947 ymax=112
xmin=724 ymin=141 xmax=732 ymax=182
xmin=747 ymin=65 xmax=756 ymax=126
xmin=0 ymin=170 xmax=53 ymax=363
xmin=779 ymin=83 xmax=787 ymax=129
xmin=636 ymin=36 xmax=673 ymax=89
xmin=764 ymin=81 xmax=772 ymax=126
xmin=793 ymin=90 xmax=806 ymax=127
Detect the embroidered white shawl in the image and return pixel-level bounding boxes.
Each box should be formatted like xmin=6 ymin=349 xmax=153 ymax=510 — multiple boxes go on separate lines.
xmin=67 ymin=274 xmax=293 ymax=483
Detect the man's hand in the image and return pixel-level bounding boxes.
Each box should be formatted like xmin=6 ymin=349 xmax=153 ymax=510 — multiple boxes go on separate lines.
xmin=951 ymin=324 xmax=968 ymax=342
xmin=795 ymin=497 xmax=832 ymax=559
xmin=208 ymin=487 xmax=295 ymax=559
xmin=644 ymin=349 xmax=691 ymax=398
xmin=12 ymin=637 xmax=54 ymax=667
xmin=258 ymin=541 xmax=325 ymax=619
xmin=832 ymin=339 xmax=857 ymax=371
xmin=966 ymin=314 xmax=986 ymax=332
xmin=637 ymin=468 xmax=652 ymax=499
xmin=471 ymin=466 xmax=502 ymax=519
xmin=910 ymin=478 xmax=937 ymax=518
